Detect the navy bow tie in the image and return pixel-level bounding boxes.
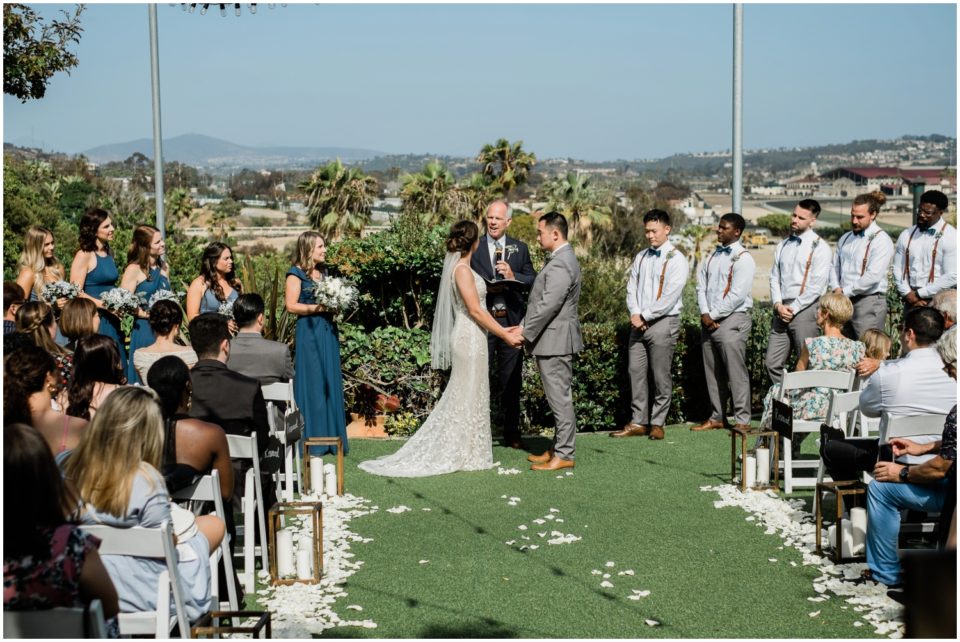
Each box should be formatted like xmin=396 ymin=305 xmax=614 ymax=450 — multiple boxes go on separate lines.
xmin=647 ymin=248 xmax=661 ymax=257
xmin=786 ymin=235 xmax=802 ymax=244
xmin=852 ymin=230 xmax=865 ymax=237
xmin=715 ymin=245 xmax=732 ymax=255
xmin=922 ymin=226 xmax=937 ymax=235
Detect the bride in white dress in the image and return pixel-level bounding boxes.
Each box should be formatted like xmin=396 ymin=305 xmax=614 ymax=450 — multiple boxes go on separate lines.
xmin=358 ymin=220 xmax=523 ymax=477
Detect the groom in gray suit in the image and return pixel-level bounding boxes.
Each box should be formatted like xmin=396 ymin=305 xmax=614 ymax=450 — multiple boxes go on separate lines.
xmin=522 ymin=212 xmax=584 ymax=471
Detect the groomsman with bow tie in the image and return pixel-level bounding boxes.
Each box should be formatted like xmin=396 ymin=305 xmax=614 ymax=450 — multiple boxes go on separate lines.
xmin=764 ymin=199 xmax=832 ymax=385
xmin=611 ymin=209 xmax=689 ymax=441
xmin=829 ymin=191 xmax=895 ymax=340
xmin=691 ymin=213 xmax=756 ymax=433
xmin=892 ymin=190 xmax=957 ymax=313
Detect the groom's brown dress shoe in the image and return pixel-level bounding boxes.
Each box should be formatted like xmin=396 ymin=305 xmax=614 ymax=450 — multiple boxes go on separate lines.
xmin=527 ymin=450 xmax=553 ymax=464
xmin=531 ymin=456 xmax=575 ymax=471
xmin=610 ymin=423 xmax=648 ymax=438
xmin=690 ymin=419 xmax=725 ymax=432
xmin=648 ymin=426 xmax=665 ymax=440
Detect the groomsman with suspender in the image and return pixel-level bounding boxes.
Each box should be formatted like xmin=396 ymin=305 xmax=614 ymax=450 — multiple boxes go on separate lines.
xmin=892 ymin=189 xmax=957 ymax=313
xmin=611 ymin=209 xmax=689 ymax=441
xmin=691 ymin=213 xmax=756 ymax=433
xmin=829 ymin=191 xmax=895 ymax=340
xmin=764 ymin=199 xmax=832 ymax=385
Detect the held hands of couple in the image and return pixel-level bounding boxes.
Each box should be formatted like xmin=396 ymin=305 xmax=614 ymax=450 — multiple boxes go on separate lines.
xmin=502 ymin=325 xmax=524 ymax=349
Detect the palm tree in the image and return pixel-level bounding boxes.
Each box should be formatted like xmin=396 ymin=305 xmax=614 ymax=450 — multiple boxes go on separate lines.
xmin=399 ymin=161 xmax=462 ymax=226
xmin=678 ymin=224 xmax=711 ymax=271
xmin=541 ymin=172 xmax=612 ymax=249
xmin=298 ymin=159 xmax=378 ymax=241
xmin=476 ymin=138 xmax=536 ymax=198
xmin=165 ymin=187 xmax=196 ymax=231
xmin=459 ymin=172 xmax=496 ymax=223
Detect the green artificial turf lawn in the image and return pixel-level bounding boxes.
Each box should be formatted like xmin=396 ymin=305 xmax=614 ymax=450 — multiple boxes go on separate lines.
xmin=267 ymin=428 xmax=878 ymax=638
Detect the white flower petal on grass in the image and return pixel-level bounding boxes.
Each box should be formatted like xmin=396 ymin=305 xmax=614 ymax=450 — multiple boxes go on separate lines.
xmin=627 ymin=595 xmax=641 ymax=601
xmin=537 ymin=532 xmax=547 ymax=538
xmin=529 ymin=545 xmax=539 ymax=550
xmin=602 ymin=573 xmax=610 ymax=579
xmin=644 ymin=619 xmax=660 ymax=627
xmin=854 ymin=622 xmax=863 ymax=627
xmin=808 ymin=597 xmax=826 ymax=602
xmin=385 ymin=505 xmax=411 ymax=514
xmin=600 ymin=580 xmax=614 ymax=588
xmin=505 ymin=540 xmax=516 ymax=546
xmin=517 ymin=525 xmax=528 ymax=530
xmin=768 ymin=558 xmax=778 ymax=562
xmin=544 ymin=514 xmax=556 ymax=520
xmin=591 ymin=569 xmax=602 ymax=575
xmin=549 ymin=508 xmax=560 ymax=513
xmin=533 ymin=519 xmax=546 ymax=525
xmin=605 ymin=561 xmax=615 ymax=567
xmin=521 ymin=535 xmax=530 ymax=540
xmin=555 ymin=518 xmax=565 ymax=523
xmin=809 ymin=611 xmax=821 ymax=618
xmin=419 ymin=560 xmax=429 ymax=565
xmin=421 ymin=508 xmax=431 ymax=512
xmin=632 ymin=590 xmax=651 ymax=597
xmin=346 ymin=605 xmax=363 ymax=611
xmin=555 ymin=475 xmax=564 ymax=479
xmin=509 ymin=497 xmax=521 ymax=502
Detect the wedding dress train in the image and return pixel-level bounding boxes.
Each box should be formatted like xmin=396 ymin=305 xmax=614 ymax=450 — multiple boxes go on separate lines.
xmin=358 ymin=265 xmax=494 ymax=477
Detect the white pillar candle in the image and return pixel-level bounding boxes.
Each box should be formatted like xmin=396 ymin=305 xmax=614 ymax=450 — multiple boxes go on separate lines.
xmin=827 ymin=524 xmax=836 ymax=550
xmin=325 ymin=468 xmax=338 ymax=496
xmin=756 ymin=447 xmax=771 ymax=485
xmin=275 ymin=528 xmax=294 ymax=578
xmin=310 ymin=457 xmax=325 ymax=495
xmin=744 ymin=455 xmax=757 ymax=488
xmin=850 ymin=507 xmax=867 ymax=555
xmin=296 ymin=548 xmax=313 ymax=579
xmin=841 ymin=518 xmax=854 ymax=558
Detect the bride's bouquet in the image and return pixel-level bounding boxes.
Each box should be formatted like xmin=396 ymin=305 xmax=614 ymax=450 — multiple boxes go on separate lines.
xmin=310 ymin=277 xmax=358 ymax=317
xmin=40 ymin=280 xmax=79 ymax=305
xmin=100 ymin=287 xmax=142 ymax=316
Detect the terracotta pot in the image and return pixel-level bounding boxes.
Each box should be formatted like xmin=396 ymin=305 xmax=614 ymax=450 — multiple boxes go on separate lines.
xmin=346 ymin=413 xmax=388 ymax=439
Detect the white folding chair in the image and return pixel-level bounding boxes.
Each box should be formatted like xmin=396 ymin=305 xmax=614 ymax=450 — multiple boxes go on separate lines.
xmin=227 ymin=433 xmax=269 ymax=595
xmin=882 ymin=411 xmax=948 ymax=443
xmin=80 ymin=521 xmax=191 ymax=639
xmin=3 ymin=599 xmax=108 ymax=639
xmin=170 ymin=469 xmax=239 ymax=611
xmin=778 ymin=369 xmax=856 ymax=493
xmin=262 ymin=380 xmax=302 ymax=502
xmin=815 ymin=389 xmax=862 ymax=484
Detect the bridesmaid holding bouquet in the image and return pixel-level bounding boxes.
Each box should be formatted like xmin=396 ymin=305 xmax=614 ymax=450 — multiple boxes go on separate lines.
xmin=120 ymin=224 xmax=170 ymax=384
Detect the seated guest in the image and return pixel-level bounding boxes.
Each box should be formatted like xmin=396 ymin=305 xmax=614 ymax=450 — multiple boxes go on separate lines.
xmin=66 ymin=335 xmax=125 ymax=420
xmin=188 ymin=313 xmax=269 ymax=454
xmin=822 ymin=307 xmax=955 ymax=483
xmin=759 ymin=292 xmax=864 ymax=428
xmin=4 ymin=345 xmax=88 ymax=461
xmin=4 ymin=281 xmax=24 ymax=335
xmin=132 ymin=299 xmax=198 ymax=383
xmin=59 ymin=298 xmax=99 ymax=351
xmin=146 ymin=355 xmax=233 ymax=502
xmin=932 ymin=288 xmax=956 ymax=329
xmin=226 ymin=293 xmax=294 ymax=385
xmin=14 ymin=301 xmax=72 ymax=396
xmin=3 ymin=423 xmax=119 ymax=627
xmin=64 ymin=387 xmax=224 ymax=622
xmin=862 ymin=326 xmax=956 ymax=587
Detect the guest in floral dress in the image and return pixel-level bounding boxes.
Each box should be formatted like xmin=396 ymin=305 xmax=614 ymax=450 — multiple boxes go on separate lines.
xmin=760 ymin=292 xmax=865 ymax=428
xmin=3 ymin=423 xmax=119 ymax=634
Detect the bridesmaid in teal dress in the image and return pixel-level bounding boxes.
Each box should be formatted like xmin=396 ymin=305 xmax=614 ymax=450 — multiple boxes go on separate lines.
xmin=69 ymin=208 xmax=128 ymax=376
xmin=285 ymin=231 xmax=348 ymax=455
xmin=186 ymin=242 xmax=241 ymax=334
xmin=121 ymin=224 xmax=170 ymax=384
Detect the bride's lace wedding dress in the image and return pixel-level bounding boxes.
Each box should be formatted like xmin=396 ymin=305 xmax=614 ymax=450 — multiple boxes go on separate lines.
xmin=358 ymin=264 xmax=494 ymax=477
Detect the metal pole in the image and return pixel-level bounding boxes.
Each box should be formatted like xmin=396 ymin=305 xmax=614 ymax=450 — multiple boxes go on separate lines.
xmin=732 ymin=4 xmax=743 ymax=215
xmin=148 ymin=5 xmax=166 ymax=238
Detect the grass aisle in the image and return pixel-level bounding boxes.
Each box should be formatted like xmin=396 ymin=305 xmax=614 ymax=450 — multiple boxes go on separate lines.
xmin=328 ymin=428 xmax=874 ymax=638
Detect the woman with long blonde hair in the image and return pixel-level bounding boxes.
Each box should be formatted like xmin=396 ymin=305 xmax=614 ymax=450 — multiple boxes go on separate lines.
xmin=284 ymin=231 xmax=348 ymax=452
xmin=120 ymin=224 xmax=170 ymax=384
xmin=17 ymin=225 xmax=69 ymax=345
xmin=65 ymin=386 xmax=224 ymax=621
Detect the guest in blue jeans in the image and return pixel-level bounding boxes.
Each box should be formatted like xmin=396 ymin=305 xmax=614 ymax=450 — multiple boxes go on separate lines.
xmin=865 ymin=325 xmax=956 ymax=587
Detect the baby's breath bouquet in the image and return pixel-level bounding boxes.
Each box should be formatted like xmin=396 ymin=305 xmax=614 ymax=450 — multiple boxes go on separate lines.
xmin=310 ymin=277 xmax=358 ymax=318
xmin=146 ymin=289 xmax=182 ymax=310
xmin=217 ymin=300 xmax=235 ymax=319
xmin=40 ymin=281 xmax=79 ymax=305
xmin=100 ymin=287 xmax=141 ymax=316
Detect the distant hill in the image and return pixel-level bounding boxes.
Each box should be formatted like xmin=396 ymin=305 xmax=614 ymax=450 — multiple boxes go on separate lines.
xmin=82 ymin=133 xmax=384 ymax=168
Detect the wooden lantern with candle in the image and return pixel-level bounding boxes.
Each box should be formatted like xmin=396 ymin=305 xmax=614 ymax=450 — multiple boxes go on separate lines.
xmin=729 ymin=426 xmax=780 ymax=492
xmin=303 ymin=437 xmax=344 ymax=496
xmin=268 ymin=501 xmax=324 ymax=585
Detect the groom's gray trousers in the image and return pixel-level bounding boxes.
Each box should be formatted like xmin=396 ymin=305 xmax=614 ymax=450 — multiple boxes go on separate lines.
xmin=535 ymin=354 xmax=577 ymax=460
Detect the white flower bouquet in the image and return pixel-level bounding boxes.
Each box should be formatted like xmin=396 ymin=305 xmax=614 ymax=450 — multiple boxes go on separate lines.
xmin=311 ymin=277 xmax=358 ymax=316
xmin=100 ymin=287 xmax=141 ymax=316
xmin=146 ymin=289 xmax=182 ymax=310
xmin=217 ymin=300 xmax=235 ymax=319
xmin=40 ymin=280 xmax=79 ymax=305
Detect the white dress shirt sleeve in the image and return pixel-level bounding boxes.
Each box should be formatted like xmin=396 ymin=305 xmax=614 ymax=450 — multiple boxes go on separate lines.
xmin=642 ymin=252 xmax=689 ymax=321
xmin=859 ymin=369 xmax=885 ymax=418
xmin=892 ymin=228 xmax=911 ymax=296
xmin=769 ymin=241 xmax=784 ymax=305
xmin=696 ymin=256 xmax=710 ymax=315
xmin=918 ymin=227 xmax=957 ymax=299
xmin=790 ymin=240 xmax=832 ymax=314
xmin=711 ymin=252 xmax=755 ymax=319
xmin=626 ymin=253 xmax=643 ymax=317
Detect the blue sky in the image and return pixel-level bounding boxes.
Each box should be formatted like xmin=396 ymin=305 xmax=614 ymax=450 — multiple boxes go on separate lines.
xmin=3 ymin=2 xmax=956 ymax=161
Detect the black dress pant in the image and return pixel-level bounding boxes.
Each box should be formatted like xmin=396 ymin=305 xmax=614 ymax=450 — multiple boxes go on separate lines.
xmin=821 ymin=437 xmax=880 ymax=483
xmin=488 ymin=333 xmax=523 ymax=443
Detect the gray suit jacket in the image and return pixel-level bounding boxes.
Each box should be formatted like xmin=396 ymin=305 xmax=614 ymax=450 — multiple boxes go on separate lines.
xmin=521 ymin=244 xmax=583 ymax=356
xmin=226 ymin=332 xmax=294 ymax=385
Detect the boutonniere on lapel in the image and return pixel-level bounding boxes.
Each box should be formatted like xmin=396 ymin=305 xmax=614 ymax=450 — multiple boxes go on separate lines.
xmin=504 ymin=244 xmax=519 ymax=260
xmin=812 ymin=238 xmax=821 ymax=249
xmin=935 ymin=229 xmax=945 ymax=240
xmin=731 ymin=251 xmax=745 ymax=263
xmin=665 ymin=249 xmax=677 ymax=261
xmin=867 ymin=230 xmax=880 ymax=242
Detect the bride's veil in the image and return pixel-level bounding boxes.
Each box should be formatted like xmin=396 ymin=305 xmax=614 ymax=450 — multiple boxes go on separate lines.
xmin=429 ymin=251 xmax=461 ymax=370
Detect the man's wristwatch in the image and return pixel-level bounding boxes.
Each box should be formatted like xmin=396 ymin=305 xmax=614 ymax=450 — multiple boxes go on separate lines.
xmin=899 ymin=465 xmax=910 ymax=483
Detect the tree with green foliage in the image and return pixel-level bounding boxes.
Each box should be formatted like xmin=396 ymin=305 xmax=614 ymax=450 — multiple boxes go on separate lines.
xmin=165 ymin=188 xmax=196 ymax=233
xmin=541 ymin=171 xmax=612 ymax=249
xmin=476 ymin=138 xmax=537 ymax=199
xmin=458 ymin=172 xmax=496 ymax=223
xmin=3 ymin=4 xmax=84 ymax=102
xmin=399 ymin=161 xmax=464 ymax=226
xmin=298 ymin=159 xmax=378 ymax=241
xmin=210 ymin=198 xmax=241 ymax=242
xmin=756 ymin=213 xmax=792 ymax=237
